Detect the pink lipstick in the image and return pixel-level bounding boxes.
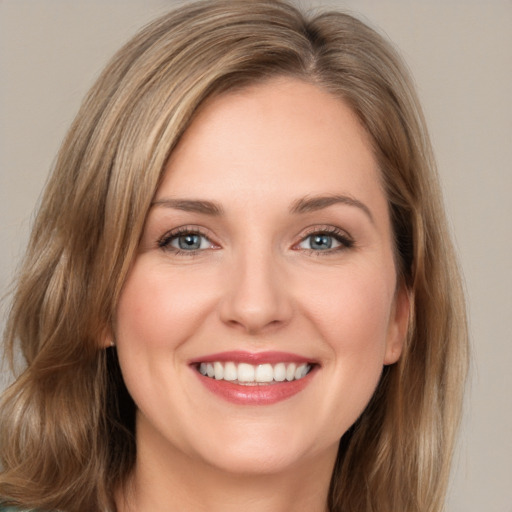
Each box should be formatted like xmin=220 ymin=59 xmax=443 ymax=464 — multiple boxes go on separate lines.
xmin=190 ymin=351 xmax=317 ymax=405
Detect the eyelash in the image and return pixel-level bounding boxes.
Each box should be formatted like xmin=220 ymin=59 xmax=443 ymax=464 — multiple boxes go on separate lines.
xmin=157 ymin=226 xmax=215 ymax=256
xmin=157 ymin=225 xmax=354 ymax=256
xmin=296 ymin=226 xmax=354 ymax=255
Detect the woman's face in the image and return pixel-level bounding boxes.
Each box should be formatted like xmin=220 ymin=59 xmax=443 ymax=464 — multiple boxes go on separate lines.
xmin=115 ymin=77 xmax=409 ymax=476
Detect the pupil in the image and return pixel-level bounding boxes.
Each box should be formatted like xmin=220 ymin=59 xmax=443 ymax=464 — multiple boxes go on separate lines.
xmin=179 ymin=234 xmax=200 ymax=250
xmin=311 ymin=234 xmax=332 ymax=250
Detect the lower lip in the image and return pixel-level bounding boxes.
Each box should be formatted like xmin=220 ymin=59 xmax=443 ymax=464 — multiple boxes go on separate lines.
xmin=194 ymin=368 xmax=316 ymax=405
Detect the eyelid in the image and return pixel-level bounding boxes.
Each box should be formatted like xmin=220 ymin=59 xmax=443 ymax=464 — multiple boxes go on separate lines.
xmin=156 ymin=224 xmax=354 ymax=255
xmin=293 ymin=225 xmax=355 ymax=252
xmin=157 ymin=225 xmax=219 ymax=252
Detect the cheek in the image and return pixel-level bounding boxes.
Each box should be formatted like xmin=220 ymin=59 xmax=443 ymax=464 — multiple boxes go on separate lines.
xmin=302 ymin=265 xmax=395 ymax=354
xmin=296 ymin=267 xmax=395 ymax=437
xmin=114 ymin=260 xmax=220 ymax=428
xmin=115 ymin=259 xmax=218 ymax=351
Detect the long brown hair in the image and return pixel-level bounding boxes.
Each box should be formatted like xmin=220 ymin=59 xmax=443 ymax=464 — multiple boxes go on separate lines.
xmin=0 ymin=1 xmax=468 ymax=511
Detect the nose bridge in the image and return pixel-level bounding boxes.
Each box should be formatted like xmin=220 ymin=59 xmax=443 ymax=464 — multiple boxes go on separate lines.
xmin=219 ymin=236 xmax=292 ymax=333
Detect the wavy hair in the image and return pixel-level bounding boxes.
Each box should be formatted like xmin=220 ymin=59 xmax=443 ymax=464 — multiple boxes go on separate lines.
xmin=0 ymin=1 xmax=468 ymax=511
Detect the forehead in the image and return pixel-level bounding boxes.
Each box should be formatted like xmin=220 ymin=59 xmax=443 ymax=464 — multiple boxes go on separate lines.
xmin=159 ymin=77 xmax=384 ymax=211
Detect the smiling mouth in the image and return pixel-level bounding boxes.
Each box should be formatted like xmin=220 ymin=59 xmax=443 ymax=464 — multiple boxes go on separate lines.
xmin=197 ymin=361 xmax=312 ymax=385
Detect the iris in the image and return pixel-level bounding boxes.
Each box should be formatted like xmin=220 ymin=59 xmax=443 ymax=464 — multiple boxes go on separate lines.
xmin=309 ymin=234 xmax=333 ymax=250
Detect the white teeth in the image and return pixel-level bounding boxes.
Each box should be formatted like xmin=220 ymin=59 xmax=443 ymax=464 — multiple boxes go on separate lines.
xmin=274 ymin=362 xmax=286 ymax=382
xmin=238 ymin=363 xmax=255 ymax=383
xmin=294 ymin=364 xmax=308 ymax=380
xmin=286 ymin=363 xmax=296 ymax=381
xmin=255 ymin=363 xmax=273 ymax=383
xmin=214 ymin=362 xmax=224 ymax=380
xmin=224 ymin=361 xmax=237 ymax=381
xmin=197 ymin=361 xmax=312 ymax=384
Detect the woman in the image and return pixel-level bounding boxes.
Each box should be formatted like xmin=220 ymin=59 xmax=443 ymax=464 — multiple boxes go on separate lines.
xmin=0 ymin=1 xmax=468 ymax=511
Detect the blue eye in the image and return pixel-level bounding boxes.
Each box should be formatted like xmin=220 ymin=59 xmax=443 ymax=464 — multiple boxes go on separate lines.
xmin=173 ymin=233 xmax=205 ymax=250
xmin=309 ymin=234 xmax=335 ymax=250
xmin=159 ymin=229 xmax=213 ymax=253
xmin=297 ymin=230 xmax=353 ymax=252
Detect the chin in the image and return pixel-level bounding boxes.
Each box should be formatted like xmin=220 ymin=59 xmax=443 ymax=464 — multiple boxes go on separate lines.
xmin=188 ymin=420 xmax=336 ymax=477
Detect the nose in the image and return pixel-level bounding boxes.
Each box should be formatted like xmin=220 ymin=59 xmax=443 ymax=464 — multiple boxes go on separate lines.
xmin=218 ymin=248 xmax=293 ymax=335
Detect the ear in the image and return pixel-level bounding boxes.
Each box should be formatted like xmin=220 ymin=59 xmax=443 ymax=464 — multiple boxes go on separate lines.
xmin=384 ymin=283 xmax=411 ymax=365
xmin=99 ymin=324 xmax=115 ymax=349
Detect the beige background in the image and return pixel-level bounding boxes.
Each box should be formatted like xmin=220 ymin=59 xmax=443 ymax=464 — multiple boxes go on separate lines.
xmin=1 ymin=1 xmax=511 ymax=510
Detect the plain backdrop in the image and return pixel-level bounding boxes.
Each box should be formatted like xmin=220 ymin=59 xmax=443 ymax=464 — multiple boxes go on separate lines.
xmin=1 ymin=1 xmax=511 ymax=511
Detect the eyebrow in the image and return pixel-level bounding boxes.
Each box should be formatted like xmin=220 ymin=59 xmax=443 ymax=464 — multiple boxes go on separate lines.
xmin=151 ymin=194 xmax=373 ymax=222
xmin=151 ymin=198 xmax=224 ymax=215
xmin=289 ymin=194 xmax=374 ymax=223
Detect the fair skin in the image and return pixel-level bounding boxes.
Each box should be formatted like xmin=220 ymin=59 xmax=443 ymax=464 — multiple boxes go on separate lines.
xmin=114 ymin=77 xmax=409 ymax=512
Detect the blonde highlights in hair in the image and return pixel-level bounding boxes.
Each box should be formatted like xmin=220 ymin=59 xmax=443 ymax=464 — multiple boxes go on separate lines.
xmin=1 ymin=1 xmax=468 ymax=511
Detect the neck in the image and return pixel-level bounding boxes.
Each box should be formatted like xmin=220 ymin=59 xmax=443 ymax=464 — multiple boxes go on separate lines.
xmin=117 ymin=417 xmax=336 ymax=512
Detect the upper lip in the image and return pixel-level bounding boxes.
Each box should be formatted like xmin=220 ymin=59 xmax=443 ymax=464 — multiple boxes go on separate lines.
xmin=189 ymin=350 xmax=316 ymax=365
